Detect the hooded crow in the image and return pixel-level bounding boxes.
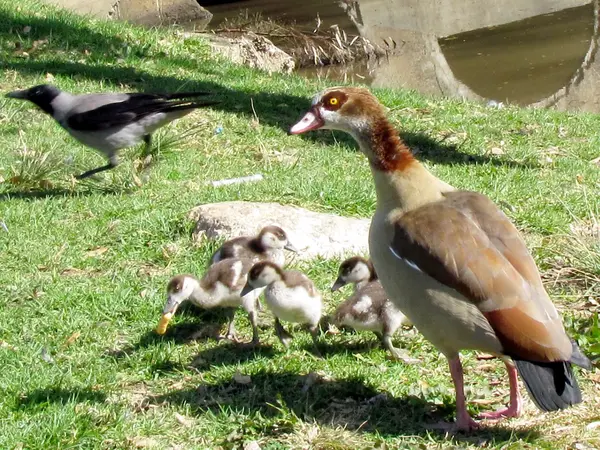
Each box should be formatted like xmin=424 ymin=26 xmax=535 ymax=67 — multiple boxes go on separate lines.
xmin=6 ymin=84 xmax=217 ymax=179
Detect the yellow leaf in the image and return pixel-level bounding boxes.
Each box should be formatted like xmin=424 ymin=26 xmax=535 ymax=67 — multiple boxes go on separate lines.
xmin=65 ymin=331 xmax=81 ymax=346
xmin=85 ymin=247 xmax=108 ymax=258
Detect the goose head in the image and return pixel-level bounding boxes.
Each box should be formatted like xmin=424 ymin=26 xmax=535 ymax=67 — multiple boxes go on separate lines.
xmin=290 ymin=87 xmax=411 ymax=172
xmin=289 ymin=87 xmax=387 ymax=138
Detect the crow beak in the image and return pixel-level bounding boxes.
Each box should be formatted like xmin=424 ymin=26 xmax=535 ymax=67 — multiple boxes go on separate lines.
xmin=284 ymin=242 xmax=298 ymax=253
xmin=289 ymin=106 xmax=324 ymax=135
xmin=240 ymin=283 xmax=254 ymax=297
xmin=331 ymin=277 xmax=346 ymax=292
xmin=6 ymin=89 xmax=28 ymax=99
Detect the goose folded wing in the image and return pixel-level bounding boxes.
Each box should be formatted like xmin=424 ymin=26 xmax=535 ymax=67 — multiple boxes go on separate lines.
xmin=390 ymin=191 xmax=572 ymax=362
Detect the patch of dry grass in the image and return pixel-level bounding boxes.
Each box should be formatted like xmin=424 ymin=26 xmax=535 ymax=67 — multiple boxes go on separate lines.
xmin=212 ymin=11 xmax=382 ymax=67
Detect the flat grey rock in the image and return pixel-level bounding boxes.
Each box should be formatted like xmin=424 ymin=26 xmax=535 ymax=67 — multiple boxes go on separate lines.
xmin=189 ymin=201 xmax=370 ymax=261
xmin=200 ymin=32 xmax=296 ymax=75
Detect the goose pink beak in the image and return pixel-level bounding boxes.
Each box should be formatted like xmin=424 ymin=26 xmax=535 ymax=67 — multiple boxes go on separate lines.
xmin=289 ymin=107 xmax=324 ymax=134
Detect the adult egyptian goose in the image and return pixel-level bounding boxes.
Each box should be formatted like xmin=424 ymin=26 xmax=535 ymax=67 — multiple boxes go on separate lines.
xmin=331 ymin=256 xmax=416 ymax=363
xmin=290 ymin=87 xmax=591 ymax=431
xmin=156 ymin=258 xmax=260 ymax=345
xmin=241 ymin=261 xmax=322 ymax=355
xmin=6 ymin=85 xmax=216 ymax=179
xmin=210 ymin=225 xmax=298 ymax=267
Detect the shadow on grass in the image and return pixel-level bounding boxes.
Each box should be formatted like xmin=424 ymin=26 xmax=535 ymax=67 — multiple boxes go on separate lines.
xmin=190 ymin=341 xmax=277 ymax=370
xmin=0 ymin=185 xmax=131 ymax=201
xmin=151 ymin=369 xmax=539 ymax=443
xmin=0 ymin=6 xmax=130 ymax=55
xmin=310 ymin=336 xmax=386 ymax=358
xmin=17 ymin=387 xmax=107 ymax=410
xmin=105 ymin=306 xmax=250 ymax=360
xmin=400 ymin=131 xmax=540 ymax=169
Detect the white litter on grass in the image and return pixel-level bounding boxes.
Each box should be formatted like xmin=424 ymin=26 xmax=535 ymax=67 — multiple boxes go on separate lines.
xmin=209 ymin=173 xmax=263 ymax=188
xmin=0 ymin=221 xmax=8 ymax=232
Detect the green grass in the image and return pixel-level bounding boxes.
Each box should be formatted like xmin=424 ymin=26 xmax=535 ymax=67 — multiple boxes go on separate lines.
xmin=1 ymin=1 xmax=600 ymax=448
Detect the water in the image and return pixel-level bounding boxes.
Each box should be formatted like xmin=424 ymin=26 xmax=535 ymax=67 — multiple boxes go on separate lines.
xmin=439 ymin=3 xmax=595 ymax=105
xmin=200 ymin=0 xmax=600 ymax=112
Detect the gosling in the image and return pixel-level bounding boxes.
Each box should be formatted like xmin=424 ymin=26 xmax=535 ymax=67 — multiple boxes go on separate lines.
xmin=331 ymin=256 xmax=417 ymax=363
xmin=210 ymin=225 xmax=297 ymax=267
xmin=157 ymin=258 xmax=260 ymax=345
xmin=241 ymin=261 xmax=322 ymax=355
xmin=211 ymin=225 xmax=298 ymax=311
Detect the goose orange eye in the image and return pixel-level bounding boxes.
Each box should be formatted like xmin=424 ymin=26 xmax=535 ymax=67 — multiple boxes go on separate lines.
xmin=329 ymin=97 xmax=338 ymax=106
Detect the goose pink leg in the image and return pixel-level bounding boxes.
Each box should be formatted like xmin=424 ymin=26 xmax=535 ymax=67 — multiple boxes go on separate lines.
xmin=478 ymin=361 xmax=523 ymax=420
xmin=448 ymin=356 xmax=480 ymax=431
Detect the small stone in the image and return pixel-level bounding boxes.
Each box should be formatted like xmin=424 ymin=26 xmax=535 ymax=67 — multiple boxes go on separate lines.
xmin=174 ymin=412 xmax=193 ymax=427
xmin=243 ymin=441 xmax=261 ymax=450
xmin=586 ymin=421 xmax=600 ymax=430
xmin=206 ymin=32 xmax=295 ymax=74
xmin=41 ymin=347 xmax=55 ymax=364
xmin=233 ymin=371 xmax=252 ymax=385
xmin=131 ymin=437 xmax=158 ymax=448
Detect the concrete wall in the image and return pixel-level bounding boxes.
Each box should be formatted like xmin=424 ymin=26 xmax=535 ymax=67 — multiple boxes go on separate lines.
xmin=356 ymin=0 xmax=590 ymax=37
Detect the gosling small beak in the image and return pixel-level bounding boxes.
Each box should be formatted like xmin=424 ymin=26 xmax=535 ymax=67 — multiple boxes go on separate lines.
xmin=6 ymin=89 xmax=28 ymax=99
xmin=331 ymin=277 xmax=347 ymax=292
xmin=284 ymin=242 xmax=298 ymax=253
xmin=289 ymin=106 xmax=324 ymax=135
xmin=240 ymin=283 xmax=254 ymax=297
xmin=163 ymin=296 xmax=181 ymax=315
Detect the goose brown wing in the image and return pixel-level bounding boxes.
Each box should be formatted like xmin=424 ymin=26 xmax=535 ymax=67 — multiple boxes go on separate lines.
xmin=390 ymin=191 xmax=572 ymax=362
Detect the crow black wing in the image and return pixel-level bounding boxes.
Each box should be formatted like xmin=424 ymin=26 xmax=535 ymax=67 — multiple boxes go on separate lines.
xmin=66 ymin=92 xmax=215 ymax=131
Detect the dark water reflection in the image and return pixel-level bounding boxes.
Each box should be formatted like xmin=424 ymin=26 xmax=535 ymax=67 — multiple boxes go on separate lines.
xmin=200 ymin=0 xmax=600 ymax=112
xmin=439 ymin=3 xmax=595 ymax=105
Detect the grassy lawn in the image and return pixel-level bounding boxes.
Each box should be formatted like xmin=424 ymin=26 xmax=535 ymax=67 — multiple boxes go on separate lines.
xmin=1 ymin=1 xmax=600 ymax=448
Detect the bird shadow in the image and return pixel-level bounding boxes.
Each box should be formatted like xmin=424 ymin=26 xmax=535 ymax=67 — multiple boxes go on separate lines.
xmin=15 ymin=387 xmax=107 ymax=411
xmin=105 ymin=306 xmax=236 ymax=360
xmin=0 ymin=185 xmax=131 ymax=202
xmin=311 ymin=336 xmax=388 ymax=358
xmin=150 ymin=369 xmax=540 ymax=444
xmin=190 ymin=341 xmax=277 ymax=370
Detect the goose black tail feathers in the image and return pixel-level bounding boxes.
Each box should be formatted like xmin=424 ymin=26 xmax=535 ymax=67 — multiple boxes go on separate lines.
xmin=513 ymin=341 xmax=591 ymax=412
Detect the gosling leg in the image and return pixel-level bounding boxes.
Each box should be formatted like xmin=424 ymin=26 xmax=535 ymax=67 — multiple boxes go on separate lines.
xmin=274 ymin=318 xmax=293 ymax=349
xmin=223 ymin=308 xmax=238 ymax=342
xmin=382 ymin=333 xmax=419 ymax=364
xmin=309 ymin=324 xmax=322 ymax=358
